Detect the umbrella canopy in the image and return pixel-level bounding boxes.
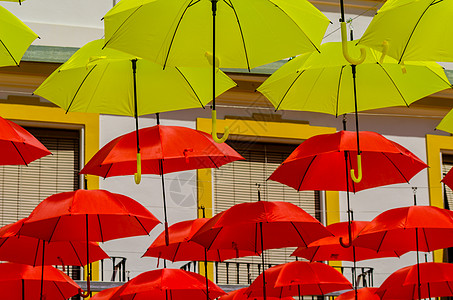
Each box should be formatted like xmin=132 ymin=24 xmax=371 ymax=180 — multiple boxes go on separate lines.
xmin=0 ymin=219 xmax=109 ymax=266
xmin=336 ymin=287 xmax=380 ymax=300
xmin=257 ymin=41 xmax=451 ymax=116
xmin=0 ymin=116 xmax=51 ymax=165
xmin=143 ymin=218 xmax=256 ymax=262
xmin=0 ymin=262 xmax=80 ymax=300
xmin=442 ymin=167 xmax=453 ymax=190
xmin=376 ymin=262 xmax=453 ymax=299
xmin=246 ymin=261 xmax=352 ymax=298
xmin=268 ymin=130 xmax=427 ymax=193
xmin=80 ymin=125 xmax=244 ymax=178
xmin=354 ymin=205 xmax=453 ymax=253
xmin=219 ymin=287 xmax=294 ymax=300
xmin=436 ymin=108 xmax=453 ymax=134
xmin=292 ymin=221 xmax=406 ymax=262
xmin=191 ymin=201 xmax=331 ymax=253
xmin=91 ymin=287 xmax=120 ymax=300
xmin=103 ymin=0 xmax=330 ymax=70
xmin=18 ymin=189 xmax=160 ymax=242
xmin=0 ymin=6 xmax=37 ymax=67
xmin=357 ymin=0 xmax=453 ymax=63
xmin=34 ymin=39 xmax=236 ymax=117
xmin=110 ymin=268 xmax=225 ymax=300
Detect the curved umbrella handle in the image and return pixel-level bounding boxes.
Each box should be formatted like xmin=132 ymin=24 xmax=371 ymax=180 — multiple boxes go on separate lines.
xmin=341 ymin=22 xmax=366 ymax=65
xmin=339 ymin=236 xmax=352 ymax=248
xmin=379 ymin=40 xmax=389 ymax=64
xmin=78 ymin=274 xmax=91 ymax=298
xmin=134 ymin=152 xmax=141 ymax=184
xmin=212 ymin=110 xmax=229 ymax=143
xmin=350 ymin=154 xmax=362 ymax=183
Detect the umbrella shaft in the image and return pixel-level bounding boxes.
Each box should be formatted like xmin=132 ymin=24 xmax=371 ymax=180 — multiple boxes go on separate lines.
xmin=352 ymin=65 xmax=361 ymax=153
xmin=211 ymin=0 xmax=217 ymax=110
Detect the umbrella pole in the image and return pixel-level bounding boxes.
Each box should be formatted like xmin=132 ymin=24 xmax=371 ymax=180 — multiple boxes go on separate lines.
xmin=80 ymin=215 xmax=91 ymax=298
xmin=204 ymin=248 xmax=210 ymax=300
xmin=39 ymin=240 xmax=45 ymax=300
xmin=132 ymin=59 xmax=142 ymax=185
xmin=413 ymin=188 xmax=421 ymax=300
xmin=159 ymin=159 xmax=170 ymax=246
xmin=259 ymin=221 xmax=267 ymax=300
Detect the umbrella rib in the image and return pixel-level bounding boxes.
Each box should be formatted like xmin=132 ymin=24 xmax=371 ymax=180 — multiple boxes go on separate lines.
xmin=33 ymin=239 xmax=40 ymax=267
xmin=381 ymin=152 xmax=409 ymax=182
xmin=174 ymin=67 xmax=205 ymax=108
xmin=207 ymin=156 xmax=219 ymax=169
xmin=310 ymin=246 xmax=320 ymax=262
xmin=397 ymin=1 xmax=434 ymax=64
xmin=376 ymin=63 xmax=409 ymax=107
xmin=103 ymin=5 xmax=144 ymax=49
xmin=172 ymin=242 xmax=181 ymax=262
xmin=48 ymin=217 xmax=61 ymax=242
xmin=66 ymin=65 xmax=98 ymax=113
xmin=97 ymin=214 xmax=104 ymax=242
xmin=376 ymin=231 xmax=387 ymax=253
xmin=0 ymin=39 xmax=18 ymax=66
xmin=52 ymin=280 xmax=67 ymax=299
xmin=223 ymin=0 xmax=251 ymax=71
xmin=103 ymin=163 xmax=114 ymax=179
xmin=11 ymin=142 xmax=28 ymax=166
xmin=134 ymin=216 xmax=151 ymax=236
xmin=421 ymin=227 xmax=430 ymax=252
xmin=162 ymin=0 xmax=200 ymax=69
xmin=447 ymin=280 xmax=453 ymax=295
xmin=335 ymin=66 xmax=345 ymax=117
xmin=297 ymin=155 xmax=317 ymax=191
xmin=290 ymin=221 xmax=307 ymax=247
xmin=70 ymin=241 xmax=84 ymax=266
xmin=275 ymin=70 xmax=305 ymax=111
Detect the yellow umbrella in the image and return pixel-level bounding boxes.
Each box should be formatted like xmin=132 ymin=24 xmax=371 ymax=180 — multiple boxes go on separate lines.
xmin=0 ymin=5 xmax=37 ymax=67
xmin=34 ymin=39 xmax=236 ymax=183
xmin=357 ymin=0 xmax=453 ymax=64
xmin=436 ymin=109 xmax=453 ymax=134
xmin=258 ymin=41 xmax=451 ymax=181
xmin=103 ymin=0 xmax=330 ymax=143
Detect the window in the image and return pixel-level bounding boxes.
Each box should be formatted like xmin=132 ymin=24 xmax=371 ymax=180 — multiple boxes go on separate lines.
xmin=0 ymin=127 xmax=80 ymax=226
xmin=213 ymin=140 xmax=321 ymax=284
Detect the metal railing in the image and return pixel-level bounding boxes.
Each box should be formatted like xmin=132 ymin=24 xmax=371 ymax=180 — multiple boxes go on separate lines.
xmin=181 ymin=261 xmax=374 ymax=288
xmin=100 ymin=256 xmax=128 ymax=282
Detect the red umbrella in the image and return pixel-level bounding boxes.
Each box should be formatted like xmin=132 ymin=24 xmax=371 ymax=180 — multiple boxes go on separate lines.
xmin=0 ymin=116 xmax=51 ymax=165
xmin=336 ymin=288 xmax=380 ymax=300
xmin=376 ymin=262 xmax=453 ymax=299
xmin=18 ymin=189 xmax=160 ymax=297
xmin=219 ymin=287 xmax=293 ymax=300
xmin=191 ymin=200 xmax=331 ymax=300
xmin=143 ymin=218 xmax=257 ymax=262
xmin=90 ymin=286 xmax=120 ymax=300
xmin=110 ymin=268 xmax=225 ymax=300
xmin=268 ymin=130 xmax=427 ymax=193
xmin=292 ymin=221 xmax=406 ymax=262
xmin=81 ymin=123 xmax=243 ymax=245
xmin=246 ymin=261 xmax=352 ymax=298
xmin=354 ymin=206 xmax=453 ymax=254
xmin=0 ymin=219 xmax=109 ymax=267
xmin=442 ymin=167 xmax=453 ymax=190
xmin=0 ymin=262 xmax=80 ymax=300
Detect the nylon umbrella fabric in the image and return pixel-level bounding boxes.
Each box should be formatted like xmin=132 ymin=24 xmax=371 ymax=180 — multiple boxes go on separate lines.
xmin=219 ymin=287 xmax=294 ymax=300
xmin=376 ymin=262 xmax=453 ymax=299
xmin=0 ymin=262 xmax=80 ymax=300
xmin=268 ymin=130 xmax=427 ymax=193
xmin=0 ymin=219 xmax=109 ymax=267
xmin=91 ymin=286 xmax=120 ymax=300
xmin=34 ymin=39 xmax=236 ymax=117
xmin=80 ymin=125 xmax=244 ymax=178
xmin=257 ymin=41 xmax=451 ymax=116
xmin=436 ymin=108 xmax=453 ymax=134
xmin=357 ymin=0 xmax=453 ymax=63
xmin=0 ymin=6 xmax=37 ymax=67
xmin=442 ymin=166 xmax=453 ymax=190
xmin=110 ymin=268 xmax=225 ymax=300
xmin=143 ymin=218 xmax=256 ymax=262
xmin=246 ymin=261 xmax=352 ymax=298
xmin=292 ymin=221 xmax=406 ymax=262
xmin=0 ymin=116 xmax=51 ymax=165
xmin=191 ymin=201 xmax=331 ymax=253
xmin=354 ymin=205 xmax=453 ymax=253
xmin=336 ymin=287 xmax=380 ymax=300
xmin=103 ymin=0 xmax=330 ymax=70
xmin=17 ymin=189 xmax=160 ymax=242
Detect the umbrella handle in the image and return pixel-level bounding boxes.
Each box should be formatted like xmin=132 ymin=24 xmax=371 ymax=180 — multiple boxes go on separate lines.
xmin=212 ymin=110 xmax=229 ymax=143
xmin=341 ymin=22 xmax=366 ymax=65
xmin=350 ymin=154 xmax=362 ymax=183
xmin=379 ymin=40 xmax=389 ymax=64
xmin=78 ymin=274 xmax=91 ymax=298
xmin=339 ymin=236 xmax=352 ymax=248
xmin=134 ymin=153 xmax=141 ymax=184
